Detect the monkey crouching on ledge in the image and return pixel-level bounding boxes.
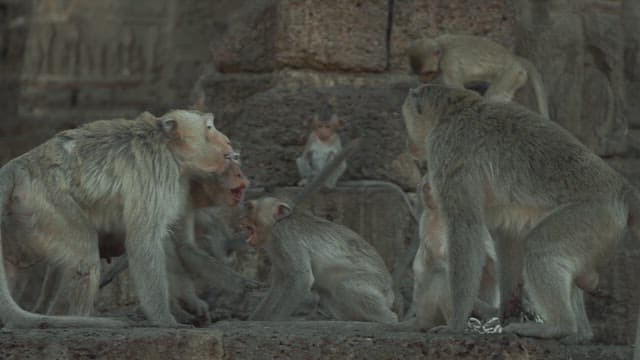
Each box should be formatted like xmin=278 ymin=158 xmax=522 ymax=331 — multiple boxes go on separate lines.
xmin=240 ymin=197 xmax=398 ymax=324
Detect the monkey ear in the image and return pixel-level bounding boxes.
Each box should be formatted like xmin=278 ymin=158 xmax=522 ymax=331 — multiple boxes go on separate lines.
xmin=202 ymin=113 xmax=215 ymax=124
xmin=137 ymin=111 xmax=156 ymax=122
xmin=273 ymin=202 xmax=292 ymax=221
xmin=160 ymin=116 xmax=179 ymax=138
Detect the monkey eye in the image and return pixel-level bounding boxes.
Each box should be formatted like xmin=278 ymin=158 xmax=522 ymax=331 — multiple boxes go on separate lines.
xmin=224 ymin=152 xmax=240 ymax=163
xmin=206 ymin=119 xmax=214 ymax=130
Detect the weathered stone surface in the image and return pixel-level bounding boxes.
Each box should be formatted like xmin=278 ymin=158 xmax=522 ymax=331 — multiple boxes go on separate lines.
xmin=623 ymin=0 xmax=640 ymax=129
xmin=389 ymin=0 xmax=515 ymax=71
xmin=2 ymin=322 xmax=629 ymax=360
xmin=0 ymin=0 xmax=30 ymax=157
xmin=213 ymin=0 xmax=388 ymax=73
xmin=0 ymin=328 xmax=223 ymax=360
xmin=204 ymin=73 xmax=419 ymax=189
xmin=513 ymin=0 xmax=628 ymax=156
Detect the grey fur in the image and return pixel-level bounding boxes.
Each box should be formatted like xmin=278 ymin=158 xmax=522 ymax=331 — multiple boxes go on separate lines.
xmin=402 ymin=84 xmax=640 ymax=342
xmin=246 ymin=197 xmax=398 ymax=324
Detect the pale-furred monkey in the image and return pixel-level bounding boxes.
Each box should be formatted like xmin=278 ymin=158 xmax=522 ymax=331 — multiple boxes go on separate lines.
xmin=407 ymin=34 xmax=549 ymax=119
xmin=296 ymin=110 xmax=346 ymax=188
xmin=402 ymin=83 xmax=640 ymax=343
xmin=409 ymin=175 xmax=499 ymax=330
xmin=0 ymin=110 xmax=232 ymax=328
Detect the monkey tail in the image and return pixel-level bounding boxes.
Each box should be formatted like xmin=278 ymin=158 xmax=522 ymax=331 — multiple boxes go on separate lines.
xmin=626 ymin=185 xmax=640 ymax=241
xmin=0 ymin=164 xmax=127 ymax=329
xmin=519 ymin=57 xmax=550 ymax=119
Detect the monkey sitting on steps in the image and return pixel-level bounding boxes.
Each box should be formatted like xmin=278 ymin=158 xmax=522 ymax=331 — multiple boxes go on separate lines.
xmin=240 ymin=196 xmax=398 ymax=324
xmin=296 ymin=110 xmax=347 ymax=188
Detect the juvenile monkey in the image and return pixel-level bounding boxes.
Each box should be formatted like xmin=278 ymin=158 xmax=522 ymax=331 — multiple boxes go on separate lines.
xmin=97 ymin=157 xmax=257 ymax=325
xmin=296 ymin=111 xmax=346 ymax=188
xmin=402 ymin=83 xmax=640 ymax=342
xmin=407 ymin=34 xmax=549 ymax=119
xmin=240 ymin=196 xmax=398 ymax=324
xmin=410 ymin=175 xmax=498 ymax=330
xmin=0 ymin=110 xmax=233 ymax=328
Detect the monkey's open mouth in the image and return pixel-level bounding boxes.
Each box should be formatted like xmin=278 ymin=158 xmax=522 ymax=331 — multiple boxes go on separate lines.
xmin=419 ymin=71 xmax=438 ymax=82
xmin=230 ymin=186 xmax=245 ymax=205
xmin=245 ymin=226 xmax=257 ymax=246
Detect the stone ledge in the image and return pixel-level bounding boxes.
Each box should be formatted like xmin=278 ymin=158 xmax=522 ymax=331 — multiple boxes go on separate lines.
xmin=0 ymin=327 xmax=223 ymax=360
xmin=0 ymin=322 xmax=632 ymax=360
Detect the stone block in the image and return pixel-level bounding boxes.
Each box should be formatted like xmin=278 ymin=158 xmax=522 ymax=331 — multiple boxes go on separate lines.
xmin=0 ymin=328 xmax=223 ymax=360
xmin=513 ymin=0 xmax=628 ymax=156
xmin=212 ymin=0 xmax=388 ymax=73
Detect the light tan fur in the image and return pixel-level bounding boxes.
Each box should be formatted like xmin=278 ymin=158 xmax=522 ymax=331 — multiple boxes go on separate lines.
xmin=0 ymin=110 xmax=232 ymax=328
xmin=407 ymin=34 xmax=549 ymax=119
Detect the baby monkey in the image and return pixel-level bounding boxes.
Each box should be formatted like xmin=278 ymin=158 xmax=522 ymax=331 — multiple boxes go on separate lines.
xmin=296 ymin=110 xmax=347 ymax=188
xmin=240 ymin=197 xmax=397 ymax=324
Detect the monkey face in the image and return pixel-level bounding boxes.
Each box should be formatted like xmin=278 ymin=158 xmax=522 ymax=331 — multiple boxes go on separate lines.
xmin=312 ymin=115 xmax=342 ymax=143
xmin=189 ymin=158 xmax=248 ymax=208
xmin=239 ymin=197 xmax=292 ymax=247
xmin=408 ymin=38 xmax=441 ymax=82
xmin=161 ymin=110 xmax=233 ymax=175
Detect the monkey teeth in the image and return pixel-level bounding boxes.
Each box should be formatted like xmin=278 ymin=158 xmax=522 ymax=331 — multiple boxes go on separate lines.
xmin=245 ymin=226 xmax=257 ymax=245
xmin=230 ymin=186 xmax=245 ymax=204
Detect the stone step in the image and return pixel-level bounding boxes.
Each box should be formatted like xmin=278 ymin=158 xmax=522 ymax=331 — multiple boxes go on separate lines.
xmin=0 ymin=321 xmax=632 ymax=360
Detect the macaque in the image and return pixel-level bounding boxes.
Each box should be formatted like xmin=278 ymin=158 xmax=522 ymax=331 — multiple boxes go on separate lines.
xmin=296 ymin=111 xmax=346 ymax=188
xmin=407 ymin=34 xmax=549 ymax=118
xmin=410 ymin=176 xmax=498 ymax=330
xmin=240 ymin=197 xmax=398 ymax=324
xmin=0 ymin=110 xmax=232 ymax=328
xmin=97 ymin=157 xmax=258 ymax=326
xmin=402 ymin=83 xmax=640 ymax=343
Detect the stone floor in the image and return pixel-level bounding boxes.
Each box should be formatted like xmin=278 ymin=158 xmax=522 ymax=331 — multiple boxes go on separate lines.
xmin=0 ymin=321 xmax=633 ymax=360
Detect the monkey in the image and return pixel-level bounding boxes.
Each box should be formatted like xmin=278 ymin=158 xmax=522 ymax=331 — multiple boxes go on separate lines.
xmin=409 ymin=175 xmax=499 ymax=330
xmin=0 ymin=109 xmax=233 ymax=328
xmin=296 ymin=111 xmax=347 ymax=188
xmin=95 ymin=156 xmax=259 ymax=326
xmin=407 ymin=34 xmax=550 ymax=119
xmin=401 ymin=83 xmax=640 ymax=342
xmin=240 ymin=196 xmax=398 ymax=324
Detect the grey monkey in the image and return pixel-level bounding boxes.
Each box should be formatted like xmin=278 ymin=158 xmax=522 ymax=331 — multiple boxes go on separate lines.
xmin=240 ymin=196 xmax=398 ymax=324
xmin=402 ymin=83 xmax=640 ymax=342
